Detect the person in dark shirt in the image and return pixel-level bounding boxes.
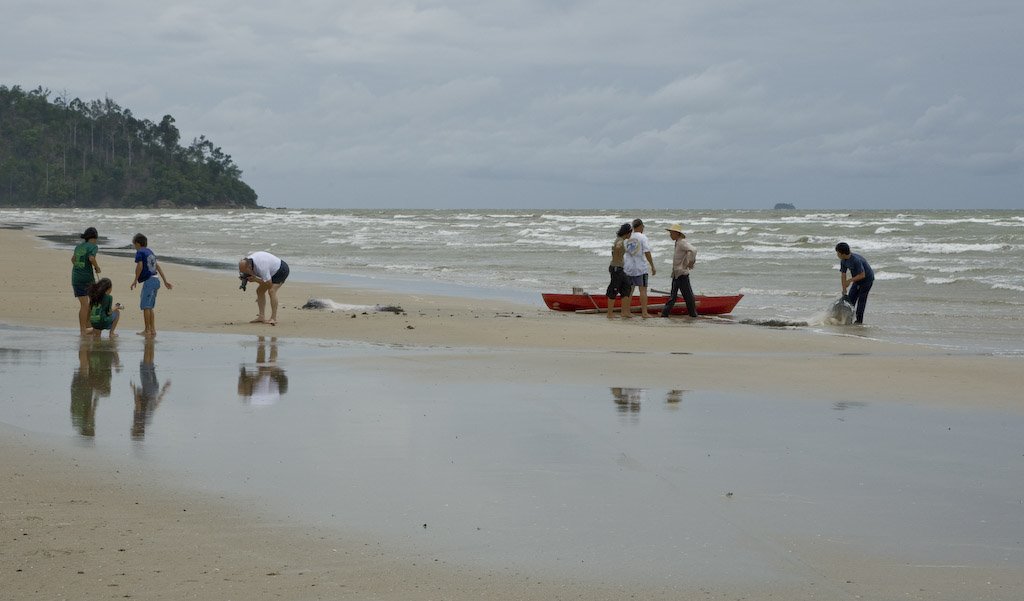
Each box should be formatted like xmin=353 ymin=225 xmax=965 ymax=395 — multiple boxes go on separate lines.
xmin=835 ymin=242 xmax=875 ymax=324
xmin=71 ymin=227 xmax=102 ymax=334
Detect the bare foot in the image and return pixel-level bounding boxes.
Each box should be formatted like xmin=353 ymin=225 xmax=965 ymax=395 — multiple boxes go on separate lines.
xmin=250 ymin=316 xmax=266 ymax=323
xmin=266 ymin=319 xmax=277 ymax=326
xmin=109 ymin=333 xmax=119 ymax=338
xmin=137 ymin=331 xmax=148 ymax=336
xmin=641 ymin=313 xmax=651 ymax=319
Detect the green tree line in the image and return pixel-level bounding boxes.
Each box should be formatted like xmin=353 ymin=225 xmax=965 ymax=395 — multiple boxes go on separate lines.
xmin=0 ymin=85 xmax=259 ymax=208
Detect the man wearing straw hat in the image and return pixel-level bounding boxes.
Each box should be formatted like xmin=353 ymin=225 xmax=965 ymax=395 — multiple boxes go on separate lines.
xmin=661 ymin=224 xmax=698 ymax=318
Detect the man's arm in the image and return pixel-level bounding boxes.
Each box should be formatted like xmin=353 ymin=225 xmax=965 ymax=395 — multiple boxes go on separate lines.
xmin=644 ymin=251 xmax=656 ymax=276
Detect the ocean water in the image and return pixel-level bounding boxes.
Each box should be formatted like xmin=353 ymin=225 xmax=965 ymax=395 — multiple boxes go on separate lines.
xmin=3 ymin=208 xmax=1023 ymax=354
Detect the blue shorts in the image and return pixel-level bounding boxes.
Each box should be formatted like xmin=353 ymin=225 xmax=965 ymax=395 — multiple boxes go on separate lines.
xmin=140 ymin=277 xmax=161 ymax=309
xmin=73 ymin=282 xmax=91 ymax=297
xmin=628 ymin=274 xmax=648 ymax=287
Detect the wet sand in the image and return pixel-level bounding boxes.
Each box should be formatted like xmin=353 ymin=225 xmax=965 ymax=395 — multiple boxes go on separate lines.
xmin=2 ymin=225 xmax=1023 ymax=600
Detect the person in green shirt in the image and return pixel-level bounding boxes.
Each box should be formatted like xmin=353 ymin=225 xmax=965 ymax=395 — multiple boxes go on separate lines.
xmin=86 ymin=278 xmax=121 ymax=338
xmin=72 ymin=227 xmax=102 ymax=334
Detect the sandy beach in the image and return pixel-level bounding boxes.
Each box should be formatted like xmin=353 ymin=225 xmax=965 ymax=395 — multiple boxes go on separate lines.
xmin=2 ymin=225 xmax=1023 ymax=600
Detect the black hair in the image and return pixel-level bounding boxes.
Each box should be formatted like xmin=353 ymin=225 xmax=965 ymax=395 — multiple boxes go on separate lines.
xmin=80 ymin=227 xmax=98 ymax=240
xmin=88 ymin=278 xmax=112 ymax=306
xmin=616 ymin=223 xmax=632 ymax=237
xmin=632 ymin=218 xmax=644 ymax=228
xmin=835 ymin=242 xmax=851 ymax=255
xmin=132 ymin=233 xmax=148 ymax=247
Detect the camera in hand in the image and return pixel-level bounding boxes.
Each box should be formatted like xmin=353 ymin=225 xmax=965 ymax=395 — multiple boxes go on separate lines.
xmin=239 ymin=273 xmax=249 ymax=291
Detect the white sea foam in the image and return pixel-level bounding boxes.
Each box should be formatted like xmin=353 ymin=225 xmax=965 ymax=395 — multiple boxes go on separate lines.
xmin=875 ymin=272 xmax=915 ymax=280
xmin=914 ymin=243 xmax=1012 ymax=254
xmin=924 ymin=277 xmax=964 ymax=285
xmin=741 ymin=245 xmax=819 ymax=255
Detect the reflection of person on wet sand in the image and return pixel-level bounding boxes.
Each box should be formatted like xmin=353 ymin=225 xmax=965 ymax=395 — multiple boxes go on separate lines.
xmin=130 ymin=338 xmax=170 ymax=440
xmin=611 ymin=387 xmax=644 ymax=413
xmin=611 ymin=387 xmax=687 ymax=414
xmin=70 ymin=338 xmax=121 ymax=436
xmin=238 ymin=337 xmax=288 ymax=405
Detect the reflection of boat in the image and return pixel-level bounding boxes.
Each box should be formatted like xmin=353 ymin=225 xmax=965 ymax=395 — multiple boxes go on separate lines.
xmin=542 ymin=293 xmax=743 ymax=315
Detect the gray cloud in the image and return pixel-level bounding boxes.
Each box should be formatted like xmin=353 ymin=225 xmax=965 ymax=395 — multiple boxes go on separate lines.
xmin=4 ymin=0 xmax=1022 ymax=208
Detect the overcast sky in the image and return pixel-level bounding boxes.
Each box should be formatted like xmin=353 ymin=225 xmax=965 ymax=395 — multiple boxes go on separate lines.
xmin=4 ymin=1 xmax=1022 ymax=209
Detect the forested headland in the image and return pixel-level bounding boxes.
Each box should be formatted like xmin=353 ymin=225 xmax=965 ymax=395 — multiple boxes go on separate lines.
xmin=0 ymin=85 xmax=259 ymax=208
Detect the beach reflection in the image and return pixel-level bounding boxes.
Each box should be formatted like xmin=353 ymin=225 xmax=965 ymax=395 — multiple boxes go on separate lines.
xmin=130 ymin=338 xmax=171 ymax=440
xmin=238 ymin=337 xmax=288 ymax=405
xmin=611 ymin=387 xmax=687 ymax=417
xmin=69 ymin=338 xmax=121 ymax=437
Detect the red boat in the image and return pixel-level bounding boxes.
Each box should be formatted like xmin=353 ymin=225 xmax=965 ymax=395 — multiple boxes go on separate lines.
xmin=541 ymin=292 xmax=743 ymax=315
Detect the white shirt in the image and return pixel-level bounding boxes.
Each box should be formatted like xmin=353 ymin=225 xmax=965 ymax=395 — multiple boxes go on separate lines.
xmin=247 ymin=251 xmax=281 ymax=281
xmin=623 ymin=231 xmax=652 ymax=276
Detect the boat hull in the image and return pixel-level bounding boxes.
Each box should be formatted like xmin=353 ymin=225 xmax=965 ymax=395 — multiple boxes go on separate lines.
xmin=541 ymin=293 xmax=742 ymax=315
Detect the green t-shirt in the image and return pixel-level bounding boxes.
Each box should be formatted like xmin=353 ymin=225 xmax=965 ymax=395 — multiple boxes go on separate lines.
xmin=72 ymin=241 xmax=98 ymax=285
xmin=89 ymin=294 xmax=114 ymax=329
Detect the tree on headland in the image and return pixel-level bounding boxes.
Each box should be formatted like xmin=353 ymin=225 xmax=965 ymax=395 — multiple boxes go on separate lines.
xmin=0 ymin=85 xmax=259 ymax=208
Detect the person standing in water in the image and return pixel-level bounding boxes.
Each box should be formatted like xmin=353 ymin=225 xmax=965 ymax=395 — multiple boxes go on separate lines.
xmin=835 ymin=242 xmax=875 ymax=324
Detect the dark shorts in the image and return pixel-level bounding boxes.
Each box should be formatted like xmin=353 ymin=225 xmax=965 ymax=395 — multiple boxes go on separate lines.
xmin=606 ymin=265 xmax=631 ymax=298
xmin=271 ymin=260 xmax=290 ymax=285
xmin=73 ymin=282 xmax=92 ymax=297
xmin=627 ymin=274 xmax=648 ymax=288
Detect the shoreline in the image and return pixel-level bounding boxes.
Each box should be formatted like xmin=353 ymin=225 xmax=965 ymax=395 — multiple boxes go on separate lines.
xmin=1 ymin=225 xmax=1021 ymax=408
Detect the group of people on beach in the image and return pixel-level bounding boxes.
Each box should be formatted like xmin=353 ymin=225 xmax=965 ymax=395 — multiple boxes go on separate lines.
xmin=606 ymin=219 xmax=700 ymax=320
xmin=71 ymin=226 xmax=290 ymax=336
xmin=72 ymin=227 xmax=173 ymax=337
xmin=605 ymin=220 xmax=875 ymax=324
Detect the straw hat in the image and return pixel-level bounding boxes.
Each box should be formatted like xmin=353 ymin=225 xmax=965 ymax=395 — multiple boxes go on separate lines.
xmin=664 ymin=223 xmax=686 ymax=238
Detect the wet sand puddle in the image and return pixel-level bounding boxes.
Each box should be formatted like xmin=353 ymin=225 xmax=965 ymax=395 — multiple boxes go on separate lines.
xmin=1 ymin=325 xmax=1022 ymax=588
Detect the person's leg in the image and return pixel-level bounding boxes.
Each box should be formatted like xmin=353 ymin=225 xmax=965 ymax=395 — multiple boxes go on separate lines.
xmin=109 ymin=310 xmax=120 ymax=336
xmin=661 ymin=276 xmax=680 ymax=317
xmin=606 ymin=269 xmax=617 ymax=319
xmin=622 ymin=288 xmax=633 ymax=319
xmin=680 ymin=274 xmax=698 ymax=317
xmin=267 ymin=283 xmax=282 ymax=324
xmin=142 ymin=308 xmax=155 ymax=336
xmin=253 ymin=282 xmax=270 ymax=322
xmin=639 ymin=279 xmax=650 ymax=318
xmin=852 ymin=281 xmax=871 ymax=324
xmin=78 ymin=296 xmax=90 ymax=334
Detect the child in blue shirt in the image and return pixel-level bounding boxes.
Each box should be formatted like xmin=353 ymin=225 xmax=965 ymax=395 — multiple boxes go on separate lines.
xmin=130 ymin=233 xmax=173 ymax=337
